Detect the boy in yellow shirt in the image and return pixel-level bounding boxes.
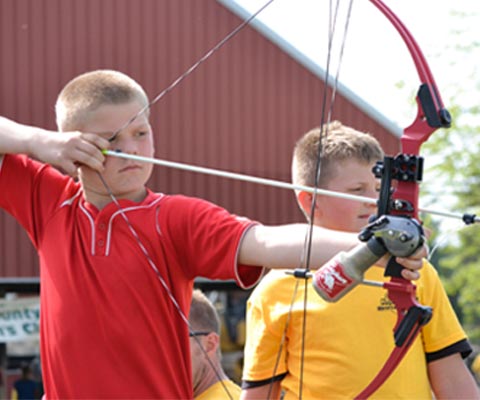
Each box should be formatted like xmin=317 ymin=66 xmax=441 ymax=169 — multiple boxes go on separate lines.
xmin=241 ymin=121 xmax=479 ymax=399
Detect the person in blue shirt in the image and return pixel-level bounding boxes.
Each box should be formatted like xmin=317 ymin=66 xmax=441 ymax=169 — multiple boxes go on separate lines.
xmin=11 ymin=364 xmax=41 ymax=400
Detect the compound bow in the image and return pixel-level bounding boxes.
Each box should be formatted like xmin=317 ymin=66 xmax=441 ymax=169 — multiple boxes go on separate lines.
xmin=354 ymin=0 xmax=452 ymax=397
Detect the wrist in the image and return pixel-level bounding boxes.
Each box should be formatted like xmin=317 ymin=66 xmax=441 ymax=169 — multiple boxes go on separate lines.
xmin=26 ymin=127 xmax=51 ymax=159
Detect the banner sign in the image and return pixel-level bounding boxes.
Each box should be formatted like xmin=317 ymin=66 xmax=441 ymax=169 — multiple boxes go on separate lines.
xmin=0 ymin=297 xmax=40 ymax=342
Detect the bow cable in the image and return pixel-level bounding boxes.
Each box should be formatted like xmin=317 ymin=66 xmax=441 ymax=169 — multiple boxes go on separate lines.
xmin=276 ymin=0 xmax=356 ymax=397
xmin=96 ymin=171 xmax=235 ymax=399
xmin=107 ymin=0 xmax=275 ymax=143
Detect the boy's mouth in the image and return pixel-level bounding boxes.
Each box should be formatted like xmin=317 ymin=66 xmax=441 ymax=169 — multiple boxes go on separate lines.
xmin=119 ymin=164 xmax=141 ymax=173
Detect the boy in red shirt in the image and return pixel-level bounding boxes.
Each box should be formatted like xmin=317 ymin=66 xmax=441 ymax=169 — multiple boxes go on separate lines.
xmin=0 ymin=70 xmax=425 ymax=399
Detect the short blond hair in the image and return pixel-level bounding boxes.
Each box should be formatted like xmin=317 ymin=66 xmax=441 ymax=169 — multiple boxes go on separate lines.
xmin=292 ymin=120 xmax=384 ymax=188
xmin=189 ymin=290 xmax=220 ymax=335
xmin=55 ymin=70 xmax=149 ymax=131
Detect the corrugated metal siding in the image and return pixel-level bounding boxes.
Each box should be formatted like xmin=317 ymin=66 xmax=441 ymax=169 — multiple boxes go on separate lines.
xmin=0 ymin=0 xmax=400 ymax=277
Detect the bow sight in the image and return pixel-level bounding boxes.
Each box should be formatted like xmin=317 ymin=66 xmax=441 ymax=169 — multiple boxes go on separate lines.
xmin=373 ymin=155 xmax=423 ymax=216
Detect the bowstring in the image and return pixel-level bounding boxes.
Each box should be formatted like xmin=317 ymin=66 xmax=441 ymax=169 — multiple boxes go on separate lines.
xmin=303 ymin=0 xmax=354 ymax=281
xmin=96 ymin=1 xmax=277 ymax=398
xmin=96 ymin=173 xmax=234 ymax=399
xmin=427 ymin=220 xmax=465 ymax=262
xmin=108 ymin=0 xmax=276 ymax=143
xmin=262 ymin=1 xmax=355 ymax=398
xmin=299 ymin=0 xmax=355 ymax=397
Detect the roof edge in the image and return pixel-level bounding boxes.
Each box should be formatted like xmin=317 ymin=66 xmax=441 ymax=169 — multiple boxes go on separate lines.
xmin=217 ymin=0 xmax=402 ymax=138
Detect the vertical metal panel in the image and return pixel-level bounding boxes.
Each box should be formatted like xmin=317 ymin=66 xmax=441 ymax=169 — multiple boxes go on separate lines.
xmin=0 ymin=0 xmax=399 ymax=277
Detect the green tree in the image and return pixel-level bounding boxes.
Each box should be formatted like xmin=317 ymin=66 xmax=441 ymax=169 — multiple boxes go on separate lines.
xmin=422 ymin=99 xmax=480 ymax=345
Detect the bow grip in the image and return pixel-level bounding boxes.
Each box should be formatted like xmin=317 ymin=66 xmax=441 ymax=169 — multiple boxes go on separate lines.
xmin=384 ymin=257 xmax=407 ymax=279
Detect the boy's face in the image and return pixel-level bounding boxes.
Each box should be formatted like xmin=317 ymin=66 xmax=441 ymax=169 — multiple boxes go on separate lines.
xmin=189 ymin=331 xmax=217 ymax=392
xmin=307 ymin=159 xmax=379 ymax=232
xmin=190 ymin=333 xmax=206 ymax=390
xmin=79 ymin=100 xmax=154 ymax=203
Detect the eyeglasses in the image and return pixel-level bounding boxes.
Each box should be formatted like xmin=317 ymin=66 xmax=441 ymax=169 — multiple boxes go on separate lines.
xmin=189 ymin=331 xmax=211 ymax=337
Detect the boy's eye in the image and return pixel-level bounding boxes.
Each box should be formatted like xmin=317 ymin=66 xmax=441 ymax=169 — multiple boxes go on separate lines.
xmin=98 ymin=132 xmax=116 ymax=142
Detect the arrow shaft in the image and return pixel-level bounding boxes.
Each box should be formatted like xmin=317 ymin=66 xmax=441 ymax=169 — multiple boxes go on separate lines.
xmin=103 ymin=150 xmax=478 ymax=224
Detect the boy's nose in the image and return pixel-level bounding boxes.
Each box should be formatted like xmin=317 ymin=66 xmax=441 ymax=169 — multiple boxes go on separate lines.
xmin=364 ymin=190 xmax=378 ymax=210
xmin=365 ymin=189 xmax=378 ymax=205
xmin=119 ymin=140 xmax=138 ymax=154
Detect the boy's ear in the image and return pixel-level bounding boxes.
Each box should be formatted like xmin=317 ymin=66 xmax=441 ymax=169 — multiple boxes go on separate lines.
xmin=297 ymin=191 xmax=322 ymax=218
xmin=204 ymin=333 xmax=220 ymax=354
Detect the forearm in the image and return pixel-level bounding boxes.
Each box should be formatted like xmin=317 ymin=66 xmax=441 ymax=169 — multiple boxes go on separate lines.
xmin=239 ymin=224 xmax=358 ymax=269
xmin=0 ymin=116 xmax=43 ymax=156
xmin=239 ymin=224 xmax=426 ymax=281
xmin=0 ymin=116 xmax=109 ymax=175
xmin=429 ymin=354 xmax=480 ymax=399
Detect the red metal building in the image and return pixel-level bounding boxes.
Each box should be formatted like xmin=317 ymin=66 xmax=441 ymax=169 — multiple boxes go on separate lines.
xmin=0 ymin=0 xmax=400 ymax=278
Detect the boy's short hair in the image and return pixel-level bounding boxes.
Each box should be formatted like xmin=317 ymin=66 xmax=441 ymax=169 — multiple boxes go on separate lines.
xmin=189 ymin=289 xmax=220 ymax=335
xmin=55 ymin=70 xmax=149 ymax=131
xmin=292 ymin=120 xmax=384 ymax=188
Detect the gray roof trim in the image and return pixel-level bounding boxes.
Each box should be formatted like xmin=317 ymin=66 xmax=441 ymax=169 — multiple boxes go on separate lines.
xmin=217 ymin=0 xmax=402 ymax=138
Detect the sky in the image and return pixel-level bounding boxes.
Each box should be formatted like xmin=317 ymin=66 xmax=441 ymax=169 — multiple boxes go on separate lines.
xmin=231 ymin=0 xmax=479 ymax=129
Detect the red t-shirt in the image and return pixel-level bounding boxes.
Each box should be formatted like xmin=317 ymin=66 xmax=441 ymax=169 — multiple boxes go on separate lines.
xmin=0 ymin=154 xmax=263 ymax=399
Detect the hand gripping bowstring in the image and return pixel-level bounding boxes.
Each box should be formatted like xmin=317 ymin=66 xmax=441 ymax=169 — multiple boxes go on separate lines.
xmin=95 ymin=2 xmax=276 ymax=399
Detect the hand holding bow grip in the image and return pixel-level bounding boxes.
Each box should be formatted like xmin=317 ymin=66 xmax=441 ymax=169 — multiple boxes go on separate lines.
xmin=363 ymin=214 xmax=426 ymax=286
xmin=359 ymin=214 xmax=424 ymax=258
xmin=311 ymin=215 xmax=424 ymax=302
